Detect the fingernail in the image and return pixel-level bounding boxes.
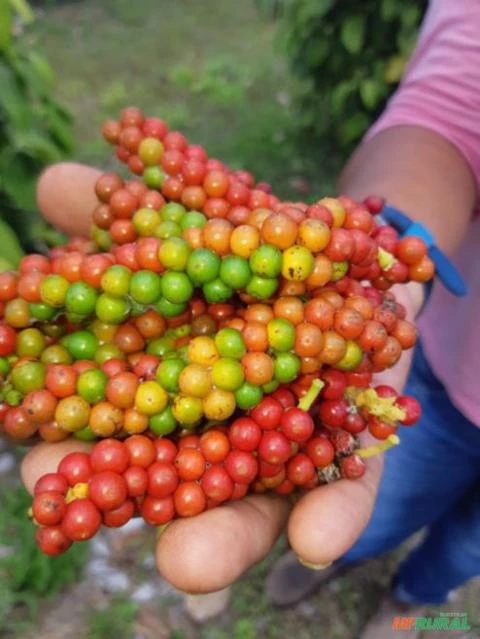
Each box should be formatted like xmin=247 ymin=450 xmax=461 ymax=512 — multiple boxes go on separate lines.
xmin=297 ymin=556 xmax=332 ymax=571
xmin=156 ymin=523 xmax=170 ymax=540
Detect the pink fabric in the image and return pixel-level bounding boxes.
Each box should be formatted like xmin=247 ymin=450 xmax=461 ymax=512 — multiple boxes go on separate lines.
xmin=367 ymin=0 xmax=480 ymax=426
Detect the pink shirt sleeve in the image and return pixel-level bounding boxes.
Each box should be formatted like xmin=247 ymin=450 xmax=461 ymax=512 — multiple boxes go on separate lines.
xmin=367 ymin=0 xmax=480 ymax=189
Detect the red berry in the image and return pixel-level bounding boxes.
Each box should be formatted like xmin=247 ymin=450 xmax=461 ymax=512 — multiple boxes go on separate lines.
xmin=88 ymin=471 xmax=128 ymax=511
xmin=280 ymin=407 xmax=315 ymax=443
xmin=58 ymin=452 xmax=92 ymax=486
xmin=141 ymin=495 xmax=175 ymax=525
xmin=0 ymin=324 xmax=17 ymax=356
xmin=340 ymin=455 xmax=366 ymax=479
xmin=271 ymin=387 xmax=296 ymax=409
xmin=199 ymin=430 xmax=230 ymax=463
xmin=91 ymin=439 xmax=129 ymax=474
xmin=61 ymin=499 xmax=102 ymax=541
xmin=258 ymin=431 xmax=292 ymax=464
xmin=123 ymin=466 xmax=148 ymax=497
xmin=368 ymin=416 xmax=397 ymax=440
xmin=306 ymin=437 xmax=335 ymax=468
xmin=375 ymin=385 xmax=397 ymax=398
xmin=32 ymin=491 xmax=66 ymax=526
xmin=153 ymin=438 xmax=178 ymax=463
xmin=147 ymin=461 xmax=179 ymax=498
xmin=201 ymin=466 xmax=234 ymax=502
xmin=34 ymin=473 xmax=68 ymax=496
xmin=363 ymin=195 xmax=384 ymax=214
xmin=318 ymin=399 xmax=348 ymax=429
xmin=228 ymin=417 xmax=261 ymax=452
xmin=103 ymin=499 xmax=135 ymax=527
xmin=286 ymin=453 xmax=316 ymax=485
xmin=395 ymin=395 xmax=421 ymax=425
xmin=343 ymin=412 xmax=367 ymax=434
xmin=250 ymin=397 xmax=283 ymax=430
xmin=124 ymin=435 xmax=156 ymax=468
xmin=36 ymin=526 xmax=72 ymax=556
xmin=174 ymin=482 xmax=207 ymax=517
xmin=175 ymin=449 xmax=206 ymax=481
xmin=321 ymin=369 xmax=347 ymax=400
xmin=224 ymin=451 xmax=258 ymax=484
xmin=258 ymin=460 xmax=284 ymax=478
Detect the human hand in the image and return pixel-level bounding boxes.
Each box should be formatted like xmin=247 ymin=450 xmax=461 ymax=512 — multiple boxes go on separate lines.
xmin=21 ymin=163 xmax=414 ymax=593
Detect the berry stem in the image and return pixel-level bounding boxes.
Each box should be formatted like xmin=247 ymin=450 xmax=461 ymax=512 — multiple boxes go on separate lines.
xmin=356 ymin=434 xmax=400 ymax=458
xmin=378 ymin=247 xmax=397 ymax=270
xmin=298 ymin=379 xmax=324 ymax=412
xmin=65 ymin=482 xmax=89 ymax=503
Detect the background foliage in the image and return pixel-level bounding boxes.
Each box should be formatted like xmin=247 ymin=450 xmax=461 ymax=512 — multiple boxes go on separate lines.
xmin=0 ymin=0 xmax=72 ymax=261
xmin=277 ymin=0 xmax=427 ymax=151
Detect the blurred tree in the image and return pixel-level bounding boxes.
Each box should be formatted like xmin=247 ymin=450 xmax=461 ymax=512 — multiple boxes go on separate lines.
xmin=0 ymin=0 xmax=73 ymax=261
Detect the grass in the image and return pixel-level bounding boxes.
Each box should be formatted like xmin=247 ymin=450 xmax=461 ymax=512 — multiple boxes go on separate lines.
xmin=0 ymin=483 xmax=88 ymax=636
xmin=25 ymin=0 xmax=340 ymax=199
xmin=86 ymin=597 xmax=139 ymax=639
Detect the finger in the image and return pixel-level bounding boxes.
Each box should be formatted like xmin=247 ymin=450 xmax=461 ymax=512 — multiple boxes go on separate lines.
xmin=288 ymin=443 xmax=384 ymax=566
xmin=37 ymin=162 xmax=101 ymax=237
xmin=21 ymin=440 xmax=92 ymax=494
xmin=156 ymin=494 xmax=290 ymax=593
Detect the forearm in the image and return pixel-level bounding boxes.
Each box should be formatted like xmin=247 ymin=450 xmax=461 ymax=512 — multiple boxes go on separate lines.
xmin=338 ymin=125 xmax=476 ymax=256
xmin=338 ymin=125 xmax=476 ymax=317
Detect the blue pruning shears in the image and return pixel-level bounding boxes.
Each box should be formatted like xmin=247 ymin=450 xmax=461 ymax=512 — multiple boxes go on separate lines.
xmin=380 ymin=203 xmax=468 ymax=297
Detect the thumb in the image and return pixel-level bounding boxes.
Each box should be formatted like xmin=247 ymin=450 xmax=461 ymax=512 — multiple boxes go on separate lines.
xmin=287 ymin=438 xmax=383 ymax=566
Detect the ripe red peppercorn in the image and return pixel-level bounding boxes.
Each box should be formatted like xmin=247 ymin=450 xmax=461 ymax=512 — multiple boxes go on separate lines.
xmin=90 ymin=439 xmax=130 ymax=474
xmin=61 ymin=499 xmax=102 ymax=541
xmin=32 ymin=491 xmax=66 ymax=526
xmin=88 ymin=471 xmax=128 ymax=511
xmin=58 ymin=452 xmax=92 ymax=486
xmin=147 ymin=461 xmax=179 ymax=498
xmin=36 ymin=526 xmax=72 ymax=556
xmin=280 ymin=407 xmax=315 ymax=442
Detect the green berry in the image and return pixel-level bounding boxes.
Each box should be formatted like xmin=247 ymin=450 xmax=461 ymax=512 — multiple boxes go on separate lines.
xmin=62 ymin=331 xmax=99 ymax=360
xmin=96 ymin=294 xmax=130 ymax=324
xmin=77 ymin=369 xmax=108 ymax=403
xmin=214 ymin=328 xmax=246 ymax=359
xmin=249 ymin=245 xmax=282 ymax=278
xmin=161 ymin=272 xmax=194 ymax=304
xmin=101 ymin=265 xmax=131 ymax=297
xmin=149 ymin=406 xmax=177 ymax=435
xmin=220 ymin=255 xmax=252 ymax=289
xmin=187 ymin=249 xmax=221 ymax=285
xmin=235 ymin=382 xmax=263 ymax=410
xmin=129 ymin=271 xmax=162 ymax=305
xmin=65 ymin=282 xmax=98 ymax=315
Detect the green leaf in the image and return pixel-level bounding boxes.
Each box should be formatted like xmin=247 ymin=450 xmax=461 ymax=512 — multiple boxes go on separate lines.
xmin=0 ymin=62 xmax=34 ymax=130
xmin=12 ymin=130 xmax=64 ymax=163
xmin=360 ymin=78 xmax=385 ymax=110
xmin=0 ymin=149 xmax=37 ymax=210
xmin=7 ymin=0 xmax=34 ymax=23
xmin=0 ymin=1 xmax=12 ymax=53
xmin=340 ymin=15 xmax=365 ymax=55
xmin=338 ymin=112 xmax=370 ymax=145
xmin=330 ymin=79 xmax=356 ymax=116
xmin=0 ymin=218 xmax=24 ymax=266
xmin=381 ymin=0 xmax=398 ymax=21
xmin=401 ymin=5 xmax=421 ymax=28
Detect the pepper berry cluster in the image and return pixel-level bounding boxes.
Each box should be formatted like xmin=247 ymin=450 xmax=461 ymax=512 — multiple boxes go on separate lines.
xmin=0 ymin=107 xmax=432 ymax=555
xmin=31 ymin=380 xmax=419 ymax=555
